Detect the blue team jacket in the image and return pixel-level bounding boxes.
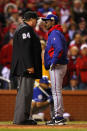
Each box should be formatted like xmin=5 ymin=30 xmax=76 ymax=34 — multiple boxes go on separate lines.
xmin=44 ymin=25 xmax=68 ymax=70
xmin=32 ymin=87 xmax=52 ymax=102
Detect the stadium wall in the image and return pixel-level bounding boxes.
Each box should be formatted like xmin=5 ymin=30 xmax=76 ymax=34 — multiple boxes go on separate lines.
xmin=0 ymin=90 xmax=87 ymax=121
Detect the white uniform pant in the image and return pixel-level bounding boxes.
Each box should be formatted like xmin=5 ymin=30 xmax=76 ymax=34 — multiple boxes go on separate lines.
xmin=49 ymin=64 xmax=67 ymax=117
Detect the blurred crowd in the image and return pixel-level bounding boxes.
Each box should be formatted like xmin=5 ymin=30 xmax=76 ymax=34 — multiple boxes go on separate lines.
xmin=0 ymin=0 xmax=87 ymax=90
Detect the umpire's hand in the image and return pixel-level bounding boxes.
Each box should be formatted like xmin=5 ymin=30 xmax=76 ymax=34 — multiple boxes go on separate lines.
xmin=27 ymin=67 xmax=34 ymax=74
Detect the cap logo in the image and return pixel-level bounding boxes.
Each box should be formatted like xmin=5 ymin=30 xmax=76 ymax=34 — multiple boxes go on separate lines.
xmin=51 ymin=17 xmax=55 ymax=20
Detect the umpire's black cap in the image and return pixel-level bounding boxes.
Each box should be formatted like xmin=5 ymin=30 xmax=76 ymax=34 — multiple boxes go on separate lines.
xmin=23 ymin=11 xmax=38 ymax=21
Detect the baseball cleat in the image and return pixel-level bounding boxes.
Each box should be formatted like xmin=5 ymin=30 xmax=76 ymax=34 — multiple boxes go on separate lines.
xmin=55 ymin=116 xmax=66 ymax=125
xmin=45 ymin=118 xmax=55 ymax=125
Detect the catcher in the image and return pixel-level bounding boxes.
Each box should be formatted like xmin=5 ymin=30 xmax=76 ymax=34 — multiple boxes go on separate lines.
xmin=31 ymin=76 xmax=54 ymax=122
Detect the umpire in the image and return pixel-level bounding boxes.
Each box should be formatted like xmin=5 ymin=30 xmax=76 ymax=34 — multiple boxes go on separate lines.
xmin=11 ymin=11 xmax=42 ymax=125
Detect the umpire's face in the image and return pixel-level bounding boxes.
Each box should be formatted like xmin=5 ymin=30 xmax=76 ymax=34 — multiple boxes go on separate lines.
xmin=29 ymin=18 xmax=37 ymax=28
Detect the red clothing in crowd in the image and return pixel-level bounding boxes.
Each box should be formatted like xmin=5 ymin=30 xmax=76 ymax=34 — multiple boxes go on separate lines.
xmin=0 ymin=24 xmax=11 ymax=45
xmin=76 ymin=56 xmax=87 ymax=83
xmin=64 ymin=32 xmax=70 ymax=43
xmin=68 ymin=56 xmax=77 ymax=78
xmin=0 ymin=43 xmax=13 ymax=69
xmin=0 ymin=6 xmax=4 ymax=13
xmin=35 ymin=29 xmax=48 ymax=41
xmin=63 ymin=56 xmax=77 ymax=87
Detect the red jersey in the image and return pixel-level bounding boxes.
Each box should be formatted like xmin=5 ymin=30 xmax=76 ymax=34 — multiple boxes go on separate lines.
xmin=76 ymin=56 xmax=87 ymax=83
xmin=0 ymin=43 xmax=13 ymax=69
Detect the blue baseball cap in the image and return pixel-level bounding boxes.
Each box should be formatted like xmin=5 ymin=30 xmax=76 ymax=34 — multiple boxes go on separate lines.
xmin=39 ymin=77 xmax=49 ymax=84
xmin=42 ymin=14 xmax=58 ymax=23
xmin=71 ymin=75 xmax=78 ymax=80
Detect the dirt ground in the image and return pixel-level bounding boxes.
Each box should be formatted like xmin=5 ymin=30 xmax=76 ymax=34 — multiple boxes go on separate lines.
xmin=0 ymin=124 xmax=87 ymax=129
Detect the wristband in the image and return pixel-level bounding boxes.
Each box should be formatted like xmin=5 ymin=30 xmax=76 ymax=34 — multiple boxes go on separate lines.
xmin=47 ymin=99 xmax=50 ymax=103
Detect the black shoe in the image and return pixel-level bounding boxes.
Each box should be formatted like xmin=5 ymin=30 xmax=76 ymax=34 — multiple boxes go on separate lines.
xmin=55 ymin=116 xmax=66 ymax=125
xmin=13 ymin=119 xmax=37 ymax=125
xmin=46 ymin=118 xmax=55 ymax=125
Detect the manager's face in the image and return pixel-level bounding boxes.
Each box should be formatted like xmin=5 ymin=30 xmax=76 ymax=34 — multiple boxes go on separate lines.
xmin=45 ymin=20 xmax=53 ymax=30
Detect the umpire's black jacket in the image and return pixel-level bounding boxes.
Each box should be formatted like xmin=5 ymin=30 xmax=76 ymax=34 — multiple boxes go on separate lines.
xmin=11 ymin=22 xmax=42 ymax=79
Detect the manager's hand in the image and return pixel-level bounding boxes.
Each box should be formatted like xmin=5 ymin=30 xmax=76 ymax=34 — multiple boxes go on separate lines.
xmin=27 ymin=67 xmax=34 ymax=74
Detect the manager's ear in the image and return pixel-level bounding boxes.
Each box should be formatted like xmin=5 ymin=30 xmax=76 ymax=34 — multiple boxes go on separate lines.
xmin=52 ymin=20 xmax=55 ymax=25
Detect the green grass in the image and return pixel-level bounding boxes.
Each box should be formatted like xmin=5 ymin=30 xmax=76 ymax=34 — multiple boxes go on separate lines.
xmin=67 ymin=121 xmax=87 ymax=124
xmin=0 ymin=121 xmax=12 ymax=125
xmin=0 ymin=121 xmax=87 ymax=131
xmin=0 ymin=121 xmax=87 ymax=125
xmin=0 ymin=129 xmax=87 ymax=131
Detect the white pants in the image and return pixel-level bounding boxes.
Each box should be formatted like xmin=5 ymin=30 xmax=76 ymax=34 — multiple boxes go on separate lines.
xmin=49 ymin=64 xmax=67 ymax=117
